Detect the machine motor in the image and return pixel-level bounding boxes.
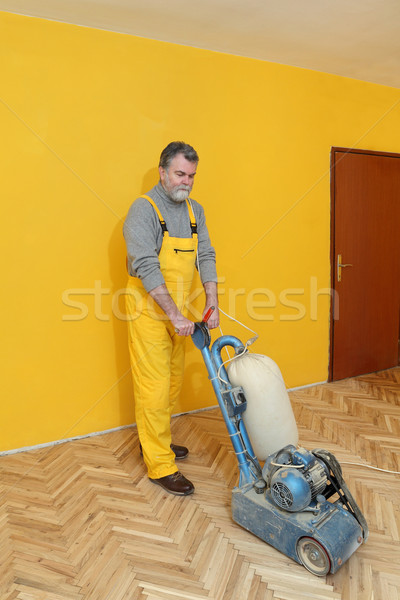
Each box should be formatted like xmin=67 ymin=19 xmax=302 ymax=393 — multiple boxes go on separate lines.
xmin=263 ymin=445 xmax=329 ymax=512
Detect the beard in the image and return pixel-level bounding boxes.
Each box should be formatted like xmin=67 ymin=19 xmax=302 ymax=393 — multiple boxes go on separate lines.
xmin=169 ymin=186 xmax=191 ymax=203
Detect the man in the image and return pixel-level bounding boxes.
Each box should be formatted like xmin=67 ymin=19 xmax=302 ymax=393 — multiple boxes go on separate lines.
xmin=123 ymin=141 xmax=219 ymax=495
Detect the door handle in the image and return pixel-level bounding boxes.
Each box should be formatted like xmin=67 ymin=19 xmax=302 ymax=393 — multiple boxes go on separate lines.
xmin=337 ymin=254 xmax=353 ymax=282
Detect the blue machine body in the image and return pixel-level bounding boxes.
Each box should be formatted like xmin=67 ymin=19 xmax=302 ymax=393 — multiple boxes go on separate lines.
xmin=232 ymin=485 xmax=362 ymax=574
xmin=192 ymin=323 xmax=368 ymax=575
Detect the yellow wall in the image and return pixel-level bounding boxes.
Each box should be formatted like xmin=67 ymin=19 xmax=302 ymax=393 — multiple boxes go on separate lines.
xmin=1 ymin=11 xmax=400 ymax=451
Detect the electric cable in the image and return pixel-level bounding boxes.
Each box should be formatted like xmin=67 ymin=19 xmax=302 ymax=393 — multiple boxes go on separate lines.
xmin=218 ymin=307 xmax=259 ymax=346
xmin=339 ymin=462 xmax=400 ymax=475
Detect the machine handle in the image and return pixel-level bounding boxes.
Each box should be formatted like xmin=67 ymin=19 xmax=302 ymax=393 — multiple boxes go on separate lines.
xmin=203 ymin=305 xmax=215 ymax=323
xmin=176 ymin=306 xmax=215 ymax=335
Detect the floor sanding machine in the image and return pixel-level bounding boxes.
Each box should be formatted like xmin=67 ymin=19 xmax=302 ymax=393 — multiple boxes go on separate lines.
xmin=192 ymin=313 xmax=368 ymax=576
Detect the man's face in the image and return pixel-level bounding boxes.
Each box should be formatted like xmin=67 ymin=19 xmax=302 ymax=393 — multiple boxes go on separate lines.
xmin=159 ymin=153 xmax=197 ymax=203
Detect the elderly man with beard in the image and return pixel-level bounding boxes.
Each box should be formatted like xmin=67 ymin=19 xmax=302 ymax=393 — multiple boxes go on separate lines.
xmin=123 ymin=141 xmax=219 ymax=495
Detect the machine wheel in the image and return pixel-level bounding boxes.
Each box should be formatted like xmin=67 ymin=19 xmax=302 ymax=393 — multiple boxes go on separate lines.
xmin=296 ymin=537 xmax=331 ymax=576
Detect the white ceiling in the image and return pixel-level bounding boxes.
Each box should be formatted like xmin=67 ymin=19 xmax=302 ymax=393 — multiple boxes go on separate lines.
xmin=2 ymin=0 xmax=400 ymax=88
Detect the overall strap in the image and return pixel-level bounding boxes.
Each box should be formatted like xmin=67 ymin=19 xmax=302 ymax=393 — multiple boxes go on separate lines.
xmin=140 ymin=195 xmax=168 ymax=234
xmin=141 ymin=194 xmax=198 ymax=237
xmin=186 ymin=199 xmax=198 ymax=235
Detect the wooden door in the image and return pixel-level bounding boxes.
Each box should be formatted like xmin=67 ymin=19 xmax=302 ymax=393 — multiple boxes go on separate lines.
xmin=330 ymin=148 xmax=400 ymax=381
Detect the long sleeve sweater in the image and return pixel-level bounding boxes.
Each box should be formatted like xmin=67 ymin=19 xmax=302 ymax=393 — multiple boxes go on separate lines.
xmin=123 ymin=182 xmax=217 ymax=293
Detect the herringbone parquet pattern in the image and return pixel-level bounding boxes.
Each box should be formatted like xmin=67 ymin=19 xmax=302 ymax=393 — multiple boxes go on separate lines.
xmin=1 ymin=368 xmax=399 ymax=599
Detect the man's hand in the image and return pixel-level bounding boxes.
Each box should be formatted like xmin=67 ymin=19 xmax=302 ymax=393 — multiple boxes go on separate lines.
xmin=203 ymin=306 xmax=219 ymax=329
xmin=149 ymin=284 xmax=194 ymax=336
xmin=203 ymin=305 xmax=219 ymax=329
xmin=172 ymin=314 xmax=195 ymax=336
xmin=203 ymin=281 xmax=219 ymax=329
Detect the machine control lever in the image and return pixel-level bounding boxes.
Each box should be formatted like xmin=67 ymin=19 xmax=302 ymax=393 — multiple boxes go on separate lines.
xmin=203 ymin=305 xmax=215 ymax=323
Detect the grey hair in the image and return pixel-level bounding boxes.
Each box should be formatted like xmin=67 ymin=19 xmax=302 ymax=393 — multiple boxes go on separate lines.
xmin=159 ymin=141 xmax=199 ymax=170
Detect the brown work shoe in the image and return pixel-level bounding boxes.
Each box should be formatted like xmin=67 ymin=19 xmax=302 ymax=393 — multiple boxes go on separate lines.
xmin=171 ymin=444 xmax=189 ymax=460
xmin=139 ymin=443 xmax=189 ymax=460
xmin=149 ymin=471 xmax=194 ymax=496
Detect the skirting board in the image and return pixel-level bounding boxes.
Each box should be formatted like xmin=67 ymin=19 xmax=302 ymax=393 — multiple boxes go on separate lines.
xmin=0 ymin=380 xmax=326 ymax=456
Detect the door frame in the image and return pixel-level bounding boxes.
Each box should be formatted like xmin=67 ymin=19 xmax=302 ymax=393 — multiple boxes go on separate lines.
xmin=329 ymin=146 xmax=400 ymax=381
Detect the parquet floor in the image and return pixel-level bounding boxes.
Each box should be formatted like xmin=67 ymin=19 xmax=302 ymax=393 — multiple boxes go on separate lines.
xmin=1 ymin=368 xmax=399 ymax=599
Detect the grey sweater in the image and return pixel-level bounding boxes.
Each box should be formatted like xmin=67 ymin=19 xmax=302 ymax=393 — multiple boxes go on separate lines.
xmin=123 ymin=183 xmax=217 ymax=292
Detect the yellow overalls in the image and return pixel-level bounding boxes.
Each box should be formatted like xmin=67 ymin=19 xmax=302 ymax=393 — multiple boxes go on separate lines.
xmin=126 ymin=195 xmax=198 ymax=479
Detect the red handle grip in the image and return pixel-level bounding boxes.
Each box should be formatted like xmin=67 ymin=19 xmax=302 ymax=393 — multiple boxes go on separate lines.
xmin=203 ymin=306 xmax=215 ymax=323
